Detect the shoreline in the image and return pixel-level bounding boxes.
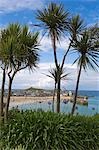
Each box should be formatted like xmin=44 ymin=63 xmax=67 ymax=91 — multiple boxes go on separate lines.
xmin=9 ymin=95 xmax=70 ymax=107
xmin=6 ymin=95 xmax=88 ymax=107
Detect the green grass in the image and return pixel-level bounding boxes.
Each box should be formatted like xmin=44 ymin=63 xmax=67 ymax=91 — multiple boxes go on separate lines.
xmin=0 ymin=110 xmax=99 ymax=150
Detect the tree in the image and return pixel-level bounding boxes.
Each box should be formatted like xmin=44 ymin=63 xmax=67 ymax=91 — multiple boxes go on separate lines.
xmin=0 ymin=29 xmax=8 ymax=120
xmin=45 ymin=66 xmax=70 ymax=112
xmin=71 ymin=29 xmax=99 ymax=115
xmin=36 ymin=2 xmax=69 ymax=112
xmin=36 ymin=4 xmax=86 ymax=112
xmin=61 ymin=15 xmax=85 ymax=69
xmin=0 ymin=23 xmax=40 ymax=120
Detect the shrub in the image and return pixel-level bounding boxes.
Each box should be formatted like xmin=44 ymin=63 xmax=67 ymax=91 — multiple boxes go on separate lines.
xmin=1 ymin=145 xmax=25 ymax=150
xmin=0 ymin=110 xmax=99 ymax=150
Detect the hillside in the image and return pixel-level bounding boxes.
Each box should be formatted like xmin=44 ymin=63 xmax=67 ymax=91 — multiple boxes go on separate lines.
xmin=25 ymin=87 xmax=52 ymax=92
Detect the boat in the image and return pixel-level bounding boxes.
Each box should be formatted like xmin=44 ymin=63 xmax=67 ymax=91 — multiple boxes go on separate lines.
xmin=63 ymin=99 xmax=69 ymax=104
xmin=48 ymin=101 xmax=51 ymax=105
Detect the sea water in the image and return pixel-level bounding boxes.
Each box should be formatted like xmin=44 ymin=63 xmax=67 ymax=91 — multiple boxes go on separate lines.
xmin=13 ymin=91 xmax=99 ymax=116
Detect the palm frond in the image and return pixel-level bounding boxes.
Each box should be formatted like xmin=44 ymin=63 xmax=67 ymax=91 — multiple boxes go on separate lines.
xmin=68 ymin=15 xmax=85 ymax=41
xmin=0 ymin=23 xmax=40 ymax=72
xmin=36 ymin=2 xmax=69 ymax=41
xmin=71 ymin=29 xmax=99 ymax=71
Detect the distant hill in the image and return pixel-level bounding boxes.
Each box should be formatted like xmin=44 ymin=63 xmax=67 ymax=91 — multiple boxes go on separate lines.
xmin=25 ymin=87 xmax=51 ymax=92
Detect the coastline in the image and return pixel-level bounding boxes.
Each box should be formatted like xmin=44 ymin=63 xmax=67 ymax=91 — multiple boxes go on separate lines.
xmin=7 ymin=95 xmax=88 ymax=107
xmin=9 ymin=95 xmax=70 ymax=107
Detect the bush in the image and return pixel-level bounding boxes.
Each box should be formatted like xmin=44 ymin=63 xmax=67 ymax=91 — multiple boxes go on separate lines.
xmin=0 ymin=110 xmax=99 ymax=150
xmin=1 ymin=145 xmax=25 ymax=150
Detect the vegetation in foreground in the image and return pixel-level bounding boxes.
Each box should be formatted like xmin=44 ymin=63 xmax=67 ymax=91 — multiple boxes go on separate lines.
xmin=0 ymin=110 xmax=99 ymax=150
xmin=0 ymin=3 xmax=99 ymax=121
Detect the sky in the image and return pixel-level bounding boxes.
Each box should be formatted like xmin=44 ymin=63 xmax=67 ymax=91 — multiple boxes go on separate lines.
xmin=0 ymin=0 xmax=99 ymax=90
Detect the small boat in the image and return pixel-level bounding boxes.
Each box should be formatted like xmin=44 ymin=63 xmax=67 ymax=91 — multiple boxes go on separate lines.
xmin=63 ymin=99 xmax=69 ymax=104
xmin=92 ymin=107 xmax=95 ymax=110
xmin=48 ymin=101 xmax=51 ymax=105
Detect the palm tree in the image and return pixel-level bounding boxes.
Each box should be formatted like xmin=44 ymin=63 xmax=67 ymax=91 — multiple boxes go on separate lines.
xmin=36 ymin=2 xmax=69 ymax=112
xmin=61 ymin=15 xmax=85 ymax=69
xmin=45 ymin=66 xmax=70 ymax=112
xmin=0 ymin=23 xmax=40 ymax=120
xmin=71 ymin=30 xmax=99 ymax=115
xmin=0 ymin=29 xmax=8 ymax=120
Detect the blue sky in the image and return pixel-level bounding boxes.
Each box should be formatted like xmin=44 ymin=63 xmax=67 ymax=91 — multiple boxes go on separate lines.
xmin=0 ymin=0 xmax=99 ymax=90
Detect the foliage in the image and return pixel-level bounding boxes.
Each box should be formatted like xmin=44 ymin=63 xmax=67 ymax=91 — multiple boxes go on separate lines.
xmin=0 ymin=110 xmax=99 ymax=150
xmin=71 ymin=28 xmax=99 ymax=114
xmin=0 ymin=23 xmax=39 ymax=71
xmin=2 ymin=145 xmax=25 ymax=150
xmin=0 ymin=23 xmax=40 ymax=120
xmin=36 ymin=2 xmax=69 ymax=41
xmin=36 ymin=2 xmax=86 ymax=113
xmin=46 ymin=66 xmax=70 ymax=83
xmin=68 ymin=15 xmax=85 ymax=41
xmin=72 ymin=30 xmax=99 ymax=71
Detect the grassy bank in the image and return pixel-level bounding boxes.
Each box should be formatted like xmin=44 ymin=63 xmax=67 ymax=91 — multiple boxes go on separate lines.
xmin=0 ymin=110 xmax=99 ymax=150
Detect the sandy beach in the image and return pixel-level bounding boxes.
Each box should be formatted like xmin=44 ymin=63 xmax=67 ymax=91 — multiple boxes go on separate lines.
xmin=8 ymin=95 xmax=71 ymax=106
xmin=3 ymin=95 xmax=87 ymax=108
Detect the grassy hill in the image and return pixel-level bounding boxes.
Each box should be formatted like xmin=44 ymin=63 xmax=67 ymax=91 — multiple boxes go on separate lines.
xmin=25 ymin=87 xmax=52 ymax=92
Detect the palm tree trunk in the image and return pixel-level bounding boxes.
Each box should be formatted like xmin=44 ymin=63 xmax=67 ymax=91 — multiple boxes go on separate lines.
xmin=61 ymin=42 xmax=72 ymax=69
xmin=52 ymin=82 xmax=56 ymax=112
xmin=0 ymin=68 xmax=6 ymax=120
xmin=52 ymin=34 xmax=60 ymax=113
xmin=56 ymin=78 xmax=61 ymax=113
xmin=5 ymin=78 xmax=12 ymax=121
xmin=71 ymin=62 xmax=82 ymax=115
xmin=52 ymin=35 xmax=58 ymax=68
xmin=4 ymin=70 xmax=17 ymax=121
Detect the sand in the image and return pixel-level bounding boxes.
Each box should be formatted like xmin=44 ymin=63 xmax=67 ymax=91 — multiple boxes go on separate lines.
xmin=3 ymin=95 xmax=87 ymax=108
xmin=7 ymin=95 xmax=71 ymax=107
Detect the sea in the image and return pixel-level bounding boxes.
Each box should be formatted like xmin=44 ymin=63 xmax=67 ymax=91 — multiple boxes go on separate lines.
xmin=12 ymin=90 xmax=99 ymax=116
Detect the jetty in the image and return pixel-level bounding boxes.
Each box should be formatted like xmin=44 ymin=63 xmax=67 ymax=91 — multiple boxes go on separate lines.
xmin=69 ymin=96 xmax=88 ymax=105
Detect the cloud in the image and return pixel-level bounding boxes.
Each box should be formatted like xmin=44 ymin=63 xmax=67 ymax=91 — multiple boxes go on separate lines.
xmin=0 ymin=62 xmax=98 ymax=90
xmin=11 ymin=63 xmax=77 ymax=89
xmin=0 ymin=62 xmax=76 ymax=89
xmin=39 ymin=34 xmax=70 ymax=52
xmin=0 ymin=0 xmax=44 ymax=13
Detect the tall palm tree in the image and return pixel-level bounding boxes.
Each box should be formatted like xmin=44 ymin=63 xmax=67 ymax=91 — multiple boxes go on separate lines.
xmin=0 ymin=23 xmax=40 ymax=120
xmin=71 ymin=30 xmax=99 ymax=115
xmin=36 ymin=2 xmax=69 ymax=112
xmin=61 ymin=15 xmax=85 ymax=69
xmin=45 ymin=66 xmax=70 ymax=112
xmin=0 ymin=29 xmax=8 ymax=120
